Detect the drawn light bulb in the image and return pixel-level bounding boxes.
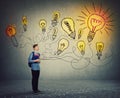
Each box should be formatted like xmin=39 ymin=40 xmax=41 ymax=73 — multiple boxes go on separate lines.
xmin=39 ymin=19 xmax=47 ymax=33
xmin=52 ymin=27 xmax=58 ymax=40
xmin=87 ymin=14 xmax=105 ymax=42
xmin=51 ymin=11 xmax=60 ymax=27
xmin=56 ymin=38 xmax=69 ymax=55
xmin=22 ymin=16 xmax=28 ymax=32
xmin=61 ymin=17 xmax=76 ymax=39
xmin=77 ymin=40 xmax=86 ymax=55
xmin=96 ymin=42 xmax=104 ymax=60
xmin=6 ymin=25 xmax=18 ymax=47
xmin=78 ymin=28 xmax=83 ymax=39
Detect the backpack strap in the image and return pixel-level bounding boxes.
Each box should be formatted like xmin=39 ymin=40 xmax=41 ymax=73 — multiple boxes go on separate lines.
xmin=32 ymin=52 xmax=34 ymax=60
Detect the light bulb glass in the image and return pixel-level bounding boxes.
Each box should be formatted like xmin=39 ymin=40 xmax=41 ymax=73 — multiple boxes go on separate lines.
xmin=22 ymin=16 xmax=28 ymax=25
xmin=87 ymin=14 xmax=105 ymax=32
xmin=96 ymin=42 xmax=104 ymax=59
xmin=6 ymin=25 xmax=18 ymax=47
xmin=77 ymin=40 xmax=86 ymax=55
xmin=57 ymin=38 xmax=69 ymax=55
xmin=61 ymin=17 xmax=76 ymax=39
xmin=39 ymin=19 xmax=47 ymax=29
xmin=96 ymin=42 xmax=104 ymax=52
xmin=52 ymin=11 xmax=60 ymax=21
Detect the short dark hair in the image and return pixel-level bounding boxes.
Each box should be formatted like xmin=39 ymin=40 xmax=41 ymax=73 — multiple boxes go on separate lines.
xmin=33 ymin=44 xmax=38 ymax=48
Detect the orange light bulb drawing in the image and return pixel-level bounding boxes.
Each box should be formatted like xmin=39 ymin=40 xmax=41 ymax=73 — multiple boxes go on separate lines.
xmin=87 ymin=14 xmax=105 ymax=42
xmin=96 ymin=42 xmax=104 ymax=60
xmin=77 ymin=2 xmax=113 ymax=42
xmin=6 ymin=25 xmax=18 ymax=47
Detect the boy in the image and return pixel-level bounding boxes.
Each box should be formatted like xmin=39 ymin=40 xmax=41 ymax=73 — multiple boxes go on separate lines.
xmin=28 ymin=44 xmax=41 ymax=93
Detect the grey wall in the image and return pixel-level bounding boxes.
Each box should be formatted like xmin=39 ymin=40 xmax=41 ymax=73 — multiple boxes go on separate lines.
xmin=0 ymin=0 xmax=120 ymax=80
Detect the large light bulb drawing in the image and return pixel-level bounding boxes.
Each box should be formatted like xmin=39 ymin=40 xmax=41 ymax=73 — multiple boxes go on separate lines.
xmin=6 ymin=25 xmax=18 ymax=47
xmin=77 ymin=3 xmax=113 ymax=42
xmin=22 ymin=16 xmax=28 ymax=32
xmin=77 ymin=40 xmax=86 ymax=55
xmin=87 ymin=14 xmax=105 ymax=42
xmin=51 ymin=11 xmax=60 ymax=27
xmin=56 ymin=38 xmax=69 ymax=55
xmin=61 ymin=17 xmax=76 ymax=39
xmin=39 ymin=19 xmax=47 ymax=33
xmin=96 ymin=42 xmax=104 ymax=60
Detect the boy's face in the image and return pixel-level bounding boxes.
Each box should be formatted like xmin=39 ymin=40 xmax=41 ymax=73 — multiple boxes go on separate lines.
xmin=34 ymin=45 xmax=39 ymax=51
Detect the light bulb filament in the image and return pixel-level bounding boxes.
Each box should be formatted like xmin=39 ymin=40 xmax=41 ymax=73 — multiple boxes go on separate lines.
xmin=54 ymin=14 xmax=58 ymax=21
xmin=90 ymin=18 xmax=102 ymax=32
xmin=60 ymin=43 xmax=65 ymax=48
xmin=64 ymin=21 xmax=73 ymax=32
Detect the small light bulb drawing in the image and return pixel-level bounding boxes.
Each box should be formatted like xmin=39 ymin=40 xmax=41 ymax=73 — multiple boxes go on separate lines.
xmin=56 ymin=38 xmax=69 ymax=55
xmin=6 ymin=25 xmax=18 ymax=47
xmin=78 ymin=28 xmax=83 ymax=39
xmin=96 ymin=42 xmax=104 ymax=60
xmin=22 ymin=16 xmax=28 ymax=32
xmin=39 ymin=19 xmax=47 ymax=33
xmin=51 ymin=11 xmax=60 ymax=27
xmin=52 ymin=27 xmax=58 ymax=40
xmin=87 ymin=14 xmax=105 ymax=42
xmin=77 ymin=40 xmax=86 ymax=55
xmin=61 ymin=17 xmax=76 ymax=39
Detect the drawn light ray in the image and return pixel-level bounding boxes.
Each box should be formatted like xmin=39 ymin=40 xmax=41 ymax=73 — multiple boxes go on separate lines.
xmin=81 ymin=11 xmax=88 ymax=17
xmin=78 ymin=16 xmax=86 ymax=19
xmin=84 ymin=5 xmax=91 ymax=14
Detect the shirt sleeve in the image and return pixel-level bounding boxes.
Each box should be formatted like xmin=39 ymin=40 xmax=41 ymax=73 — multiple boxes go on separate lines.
xmin=28 ymin=52 xmax=35 ymax=63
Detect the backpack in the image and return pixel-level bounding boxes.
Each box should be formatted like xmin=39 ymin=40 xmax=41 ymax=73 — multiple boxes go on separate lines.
xmin=28 ymin=52 xmax=34 ymax=67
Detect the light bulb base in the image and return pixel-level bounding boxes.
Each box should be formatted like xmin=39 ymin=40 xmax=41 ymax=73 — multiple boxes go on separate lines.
xmin=23 ymin=24 xmax=27 ymax=32
xmin=96 ymin=52 xmax=102 ymax=60
xmin=81 ymin=50 xmax=85 ymax=55
xmin=78 ymin=34 xmax=81 ymax=39
xmin=87 ymin=31 xmax=95 ymax=42
xmin=51 ymin=20 xmax=58 ymax=27
xmin=56 ymin=50 xmax=63 ymax=55
xmin=69 ymin=32 xmax=76 ymax=39
xmin=42 ymin=28 xmax=46 ymax=33
xmin=11 ymin=36 xmax=19 ymax=47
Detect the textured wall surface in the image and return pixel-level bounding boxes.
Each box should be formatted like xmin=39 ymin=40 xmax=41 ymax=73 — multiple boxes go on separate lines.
xmin=0 ymin=0 xmax=120 ymax=80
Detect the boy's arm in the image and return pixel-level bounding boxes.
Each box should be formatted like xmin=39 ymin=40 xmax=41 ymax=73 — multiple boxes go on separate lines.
xmin=28 ymin=52 xmax=35 ymax=63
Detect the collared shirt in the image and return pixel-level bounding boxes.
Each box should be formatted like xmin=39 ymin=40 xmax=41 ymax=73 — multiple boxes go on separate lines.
xmin=28 ymin=51 xmax=40 ymax=70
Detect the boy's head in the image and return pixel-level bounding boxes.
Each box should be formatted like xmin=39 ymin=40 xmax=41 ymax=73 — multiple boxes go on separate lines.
xmin=33 ymin=44 xmax=39 ymax=51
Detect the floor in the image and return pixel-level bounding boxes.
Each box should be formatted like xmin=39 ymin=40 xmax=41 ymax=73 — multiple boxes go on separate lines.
xmin=0 ymin=80 xmax=120 ymax=98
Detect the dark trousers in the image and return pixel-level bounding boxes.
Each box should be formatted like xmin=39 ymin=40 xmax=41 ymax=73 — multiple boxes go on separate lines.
xmin=31 ymin=70 xmax=40 ymax=91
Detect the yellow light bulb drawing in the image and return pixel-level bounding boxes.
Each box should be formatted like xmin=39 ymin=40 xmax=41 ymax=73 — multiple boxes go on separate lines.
xmin=39 ymin=19 xmax=47 ymax=33
xmin=78 ymin=28 xmax=83 ymax=39
xmin=61 ymin=17 xmax=76 ymax=39
xmin=22 ymin=16 xmax=28 ymax=32
xmin=96 ymin=42 xmax=104 ymax=60
xmin=87 ymin=14 xmax=105 ymax=42
xmin=77 ymin=40 xmax=86 ymax=55
xmin=56 ymin=38 xmax=69 ymax=55
xmin=52 ymin=27 xmax=58 ymax=40
xmin=51 ymin=11 xmax=60 ymax=27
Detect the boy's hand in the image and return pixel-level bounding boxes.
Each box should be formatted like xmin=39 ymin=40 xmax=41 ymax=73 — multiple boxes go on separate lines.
xmin=34 ymin=59 xmax=40 ymax=63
